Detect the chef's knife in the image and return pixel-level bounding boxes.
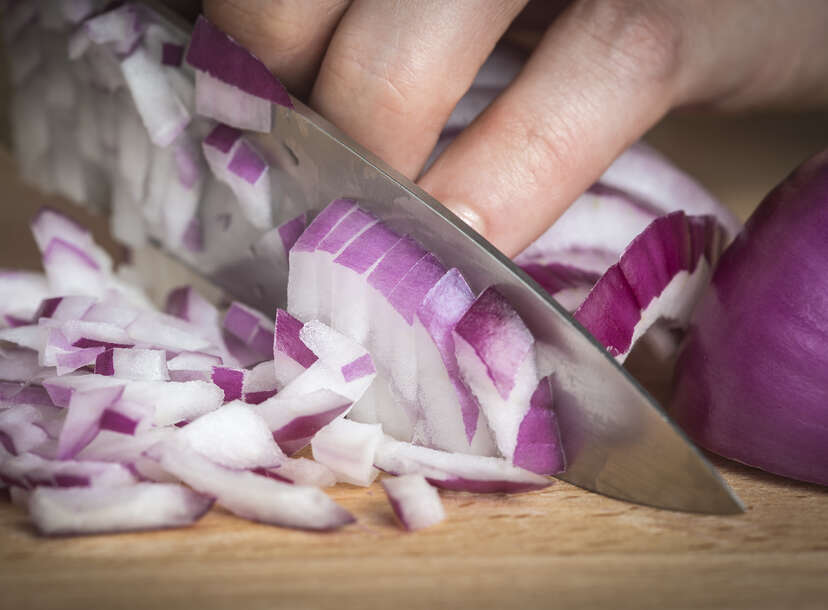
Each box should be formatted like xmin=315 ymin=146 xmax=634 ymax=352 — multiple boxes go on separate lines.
xmin=138 ymin=3 xmax=743 ymax=514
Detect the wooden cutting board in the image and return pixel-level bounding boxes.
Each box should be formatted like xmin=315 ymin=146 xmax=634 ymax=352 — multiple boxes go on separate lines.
xmin=1 ymin=112 xmax=828 ymax=610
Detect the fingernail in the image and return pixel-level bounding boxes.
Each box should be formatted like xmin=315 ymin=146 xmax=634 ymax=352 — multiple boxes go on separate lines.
xmin=448 ymin=202 xmax=486 ymax=237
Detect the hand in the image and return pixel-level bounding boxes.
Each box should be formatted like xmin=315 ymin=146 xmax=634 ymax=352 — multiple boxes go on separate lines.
xmin=204 ymin=0 xmax=828 ymax=256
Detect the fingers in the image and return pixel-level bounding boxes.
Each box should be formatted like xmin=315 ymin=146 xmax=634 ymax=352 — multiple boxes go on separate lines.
xmin=419 ymin=1 xmax=687 ymax=256
xmin=203 ymin=0 xmax=350 ymax=98
xmin=309 ymin=0 xmax=528 ymax=179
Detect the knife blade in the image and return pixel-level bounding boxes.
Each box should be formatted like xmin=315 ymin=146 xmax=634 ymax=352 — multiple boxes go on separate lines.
xmin=141 ymin=3 xmax=743 ymax=514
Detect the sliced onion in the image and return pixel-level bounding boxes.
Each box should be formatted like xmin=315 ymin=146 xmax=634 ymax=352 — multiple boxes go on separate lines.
xmin=574 ymin=212 xmax=724 ymax=362
xmin=453 ymin=288 xmax=564 ymax=474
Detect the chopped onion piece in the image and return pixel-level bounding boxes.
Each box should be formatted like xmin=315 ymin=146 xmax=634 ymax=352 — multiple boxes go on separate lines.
xmin=94 ymin=348 xmax=169 ymax=381
xmin=270 ymin=458 xmax=336 ymax=487
xmin=0 ymin=451 xmax=136 ymax=490
xmin=374 ymin=436 xmax=551 ymax=493
xmin=382 ymin=474 xmax=445 ymax=531
xmin=29 ymin=483 xmax=213 ymax=536
xmin=185 ymin=15 xmax=292 ymax=123
xmin=160 ymin=443 xmax=354 ymax=531
xmin=120 ymin=46 xmax=189 ymax=147
xmin=176 ymin=402 xmax=284 ymax=469
xmin=257 ymin=389 xmax=352 ymax=455
xmin=311 ymin=418 xmax=382 ymax=487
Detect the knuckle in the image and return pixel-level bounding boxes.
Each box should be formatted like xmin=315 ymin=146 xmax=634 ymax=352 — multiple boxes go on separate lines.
xmin=489 ymin=101 xmax=578 ymax=197
xmin=205 ymin=0 xmax=317 ymax=57
xmin=320 ymin=41 xmax=451 ymax=131
xmin=575 ymin=0 xmax=684 ymax=85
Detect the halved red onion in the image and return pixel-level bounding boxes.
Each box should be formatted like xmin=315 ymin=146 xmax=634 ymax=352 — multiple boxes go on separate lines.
xmin=29 ymin=483 xmax=213 ymax=536
xmin=671 ymin=150 xmax=828 ymax=485
xmin=381 ymin=474 xmax=445 ymax=531
xmin=311 ymin=418 xmax=383 ymax=486
xmin=159 ymin=443 xmax=354 ymax=531
xmin=176 ymin=402 xmax=284 ymax=469
xmin=573 ymin=212 xmax=724 ymax=362
xmin=374 ymin=436 xmax=551 ymax=493
xmin=186 ymin=15 xmax=291 ymax=131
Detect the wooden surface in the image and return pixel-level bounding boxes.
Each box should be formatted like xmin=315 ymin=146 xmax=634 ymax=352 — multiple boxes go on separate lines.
xmin=1 ymin=111 xmax=828 ymax=609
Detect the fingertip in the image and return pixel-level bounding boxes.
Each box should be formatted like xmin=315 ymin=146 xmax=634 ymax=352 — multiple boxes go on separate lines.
xmin=443 ymin=201 xmax=488 ymax=239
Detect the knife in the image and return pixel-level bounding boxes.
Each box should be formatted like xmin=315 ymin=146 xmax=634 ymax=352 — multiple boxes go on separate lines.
xmin=140 ymin=3 xmax=743 ymax=514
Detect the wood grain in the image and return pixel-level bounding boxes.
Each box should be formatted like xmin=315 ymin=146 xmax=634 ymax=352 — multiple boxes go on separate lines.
xmin=1 ymin=107 xmax=827 ymax=610
xmin=1 ymin=457 xmax=826 ymax=610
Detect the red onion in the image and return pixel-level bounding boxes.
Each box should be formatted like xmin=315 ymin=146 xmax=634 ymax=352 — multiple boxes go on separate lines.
xmin=671 ymin=149 xmax=828 ymax=485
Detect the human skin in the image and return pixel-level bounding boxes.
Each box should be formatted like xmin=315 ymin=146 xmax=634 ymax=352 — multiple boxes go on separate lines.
xmin=201 ymin=0 xmax=828 ymax=256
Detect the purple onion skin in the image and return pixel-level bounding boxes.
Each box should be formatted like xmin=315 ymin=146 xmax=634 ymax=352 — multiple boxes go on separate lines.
xmin=671 ymin=149 xmax=828 ymax=486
